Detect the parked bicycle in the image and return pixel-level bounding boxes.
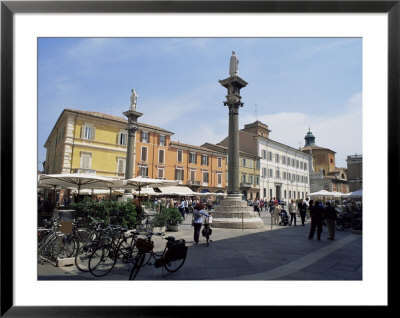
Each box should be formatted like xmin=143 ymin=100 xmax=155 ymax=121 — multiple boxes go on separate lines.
xmin=38 ymin=217 xmax=75 ymax=262
xmin=72 ymin=217 xmax=105 ymax=272
xmin=88 ymin=225 xmax=139 ymax=277
xmin=335 ymin=210 xmax=362 ymax=231
xmin=129 ymin=230 xmax=188 ymax=280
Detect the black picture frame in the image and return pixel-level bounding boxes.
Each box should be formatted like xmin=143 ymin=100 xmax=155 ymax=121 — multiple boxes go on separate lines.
xmin=1 ymin=0 xmax=396 ymax=316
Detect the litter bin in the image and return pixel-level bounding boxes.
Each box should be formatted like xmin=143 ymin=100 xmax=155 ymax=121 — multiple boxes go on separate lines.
xmin=57 ymin=209 xmax=75 ymax=234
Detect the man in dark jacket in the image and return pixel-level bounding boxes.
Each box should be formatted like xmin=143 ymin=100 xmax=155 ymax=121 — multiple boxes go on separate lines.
xmin=298 ymin=200 xmax=307 ymax=226
xmin=308 ymin=200 xmax=324 ymax=240
xmin=324 ymin=201 xmax=337 ymax=240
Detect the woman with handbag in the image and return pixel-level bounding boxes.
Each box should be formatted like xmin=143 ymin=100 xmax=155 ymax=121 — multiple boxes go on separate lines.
xmin=192 ymin=202 xmax=209 ymax=244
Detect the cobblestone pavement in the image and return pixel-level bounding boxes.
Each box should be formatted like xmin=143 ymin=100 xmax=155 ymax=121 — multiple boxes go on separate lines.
xmin=38 ymin=211 xmax=362 ymax=281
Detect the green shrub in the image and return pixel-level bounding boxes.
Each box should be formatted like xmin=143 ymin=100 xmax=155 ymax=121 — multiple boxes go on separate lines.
xmin=151 ymin=212 xmax=167 ymax=227
xmin=165 ymin=208 xmax=183 ymax=225
xmin=69 ymin=199 xmax=137 ymax=229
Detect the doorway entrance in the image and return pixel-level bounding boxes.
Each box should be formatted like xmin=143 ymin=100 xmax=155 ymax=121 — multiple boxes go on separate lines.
xmin=275 ymin=185 xmax=281 ymax=201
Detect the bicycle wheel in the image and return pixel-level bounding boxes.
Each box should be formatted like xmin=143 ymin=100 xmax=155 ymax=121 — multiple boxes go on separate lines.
xmin=118 ymin=236 xmax=138 ymax=264
xmin=50 ymin=235 xmax=76 ymax=259
xmin=88 ymin=244 xmax=117 ymax=277
xmin=75 ymin=240 xmax=98 ymax=272
xmin=129 ymin=252 xmax=145 ymax=280
xmin=40 ymin=235 xmax=57 ymax=260
xmin=164 ymin=254 xmax=186 ymax=273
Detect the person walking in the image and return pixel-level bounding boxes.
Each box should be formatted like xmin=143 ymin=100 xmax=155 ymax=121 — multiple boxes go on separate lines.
xmin=183 ymin=198 xmax=189 ymax=218
xmin=308 ymin=200 xmax=324 ymax=240
xmin=206 ymin=197 xmax=213 ymax=211
xmin=269 ymin=198 xmax=274 ymax=213
xmin=253 ymin=198 xmax=260 ymax=216
xmin=272 ymin=201 xmax=282 ymax=226
xmin=178 ymin=199 xmax=186 ymax=220
xmin=324 ymin=201 xmax=337 ymax=240
xmin=288 ymin=199 xmax=298 ymax=226
xmin=192 ymin=202 xmax=209 ymax=244
xmin=298 ymin=199 xmax=307 ymax=226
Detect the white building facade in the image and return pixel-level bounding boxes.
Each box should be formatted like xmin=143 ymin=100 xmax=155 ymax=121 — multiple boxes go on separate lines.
xmin=257 ymin=138 xmax=311 ymax=202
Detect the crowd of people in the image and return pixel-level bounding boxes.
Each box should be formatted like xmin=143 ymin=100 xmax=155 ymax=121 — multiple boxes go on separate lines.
xmin=244 ymin=196 xmax=362 ymax=241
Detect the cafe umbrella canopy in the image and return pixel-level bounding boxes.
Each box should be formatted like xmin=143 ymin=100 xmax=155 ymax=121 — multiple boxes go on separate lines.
xmin=121 ymin=177 xmax=178 ymax=197
xmin=343 ymin=189 xmax=363 ymax=198
xmin=38 ymin=173 xmax=120 ymax=202
xmin=308 ymin=189 xmax=338 ymax=199
xmin=120 ymin=177 xmax=178 ymax=221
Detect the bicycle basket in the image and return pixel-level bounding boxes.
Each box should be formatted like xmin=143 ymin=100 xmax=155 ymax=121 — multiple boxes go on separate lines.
xmin=135 ymin=238 xmax=154 ymax=253
xmin=164 ymin=239 xmax=187 ymax=262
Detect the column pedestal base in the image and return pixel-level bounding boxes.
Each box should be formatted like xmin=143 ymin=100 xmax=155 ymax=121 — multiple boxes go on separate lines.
xmin=212 ymin=196 xmax=264 ymax=229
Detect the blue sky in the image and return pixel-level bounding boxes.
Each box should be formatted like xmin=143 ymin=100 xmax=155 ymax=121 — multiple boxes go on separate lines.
xmin=38 ymin=37 xmax=362 ymax=170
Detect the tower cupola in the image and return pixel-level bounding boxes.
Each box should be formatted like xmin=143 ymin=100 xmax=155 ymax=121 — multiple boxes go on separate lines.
xmin=304 ymin=128 xmax=316 ymax=147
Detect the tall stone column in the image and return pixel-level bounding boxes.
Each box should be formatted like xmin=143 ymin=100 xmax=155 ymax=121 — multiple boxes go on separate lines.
xmin=124 ymin=112 xmax=142 ymax=180
xmin=123 ymin=89 xmax=143 ymax=190
xmin=212 ymin=52 xmax=264 ymax=229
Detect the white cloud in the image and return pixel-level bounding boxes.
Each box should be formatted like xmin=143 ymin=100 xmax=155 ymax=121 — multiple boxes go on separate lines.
xmin=240 ymin=92 xmax=361 ymax=168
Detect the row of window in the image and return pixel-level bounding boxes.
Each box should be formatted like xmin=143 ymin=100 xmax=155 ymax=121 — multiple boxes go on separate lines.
xmin=262 ymin=188 xmax=308 ymax=200
xmin=138 ymin=165 xmax=223 ymax=185
xmin=261 ymin=150 xmax=308 ymax=170
xmin=81 ymin=152 xmax=223 ymax=185
xmin=261 ymin=167 xmax=308 ymax=183
xmin=140 ymin=147 xmax=223 ymax=168
xmin=241 ymin=174 xmax=260 ymax=186
xmin=81 ymin=124 xmax=168 ymax=147
xmin=241 ymin=158 xmax=260 ymax=169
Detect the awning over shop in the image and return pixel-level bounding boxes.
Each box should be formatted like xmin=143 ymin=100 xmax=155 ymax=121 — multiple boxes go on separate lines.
xmin=157 ymin=186 xmax=194 ymax=196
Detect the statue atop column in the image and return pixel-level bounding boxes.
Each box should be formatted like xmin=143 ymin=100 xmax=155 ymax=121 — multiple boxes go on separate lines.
xmin=229 ymin=51 xmax=239 ymax=77
xmin=130 ymin=89 xmax=138 ymax=110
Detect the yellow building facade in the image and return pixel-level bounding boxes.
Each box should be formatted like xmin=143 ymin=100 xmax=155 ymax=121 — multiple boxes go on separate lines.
xmin=44 ymin=109 xmax=227 ymax=193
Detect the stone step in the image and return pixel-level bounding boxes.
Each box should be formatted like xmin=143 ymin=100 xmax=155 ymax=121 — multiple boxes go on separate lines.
xmin=212 ymin=212 xmax=262 ymax=219
xmin=212 ymin=218 xmax=265 ymax=229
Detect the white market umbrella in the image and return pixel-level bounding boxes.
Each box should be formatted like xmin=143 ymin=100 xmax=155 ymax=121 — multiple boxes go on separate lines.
xmin=39 ymin=173 xmax=119 ymax=202
xmin=121 ymin=177 xmax=178 ymax=221
xmin=121 ymin=177 xmax=178 ymax=195
xmin=345 ymin=189 xmax=363 ymax=198
xmin=121 ymin=177 xmax=178 ymax=208
xmin=70 ymin=188 xmax=124 ymax=195
xmin=132 ymin=187 xmax=162 ymax=196
xmin=308 ymin=189 xmax=336 ymax=197
xmin=331 ymin=191 xmax=344 ymax=198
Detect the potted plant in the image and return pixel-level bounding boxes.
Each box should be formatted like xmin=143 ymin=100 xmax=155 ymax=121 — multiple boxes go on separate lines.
xmin=165 ymin=208 xmax=183 ymax=232
xmin=150 ymin=212 xmax=167 ymax=233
